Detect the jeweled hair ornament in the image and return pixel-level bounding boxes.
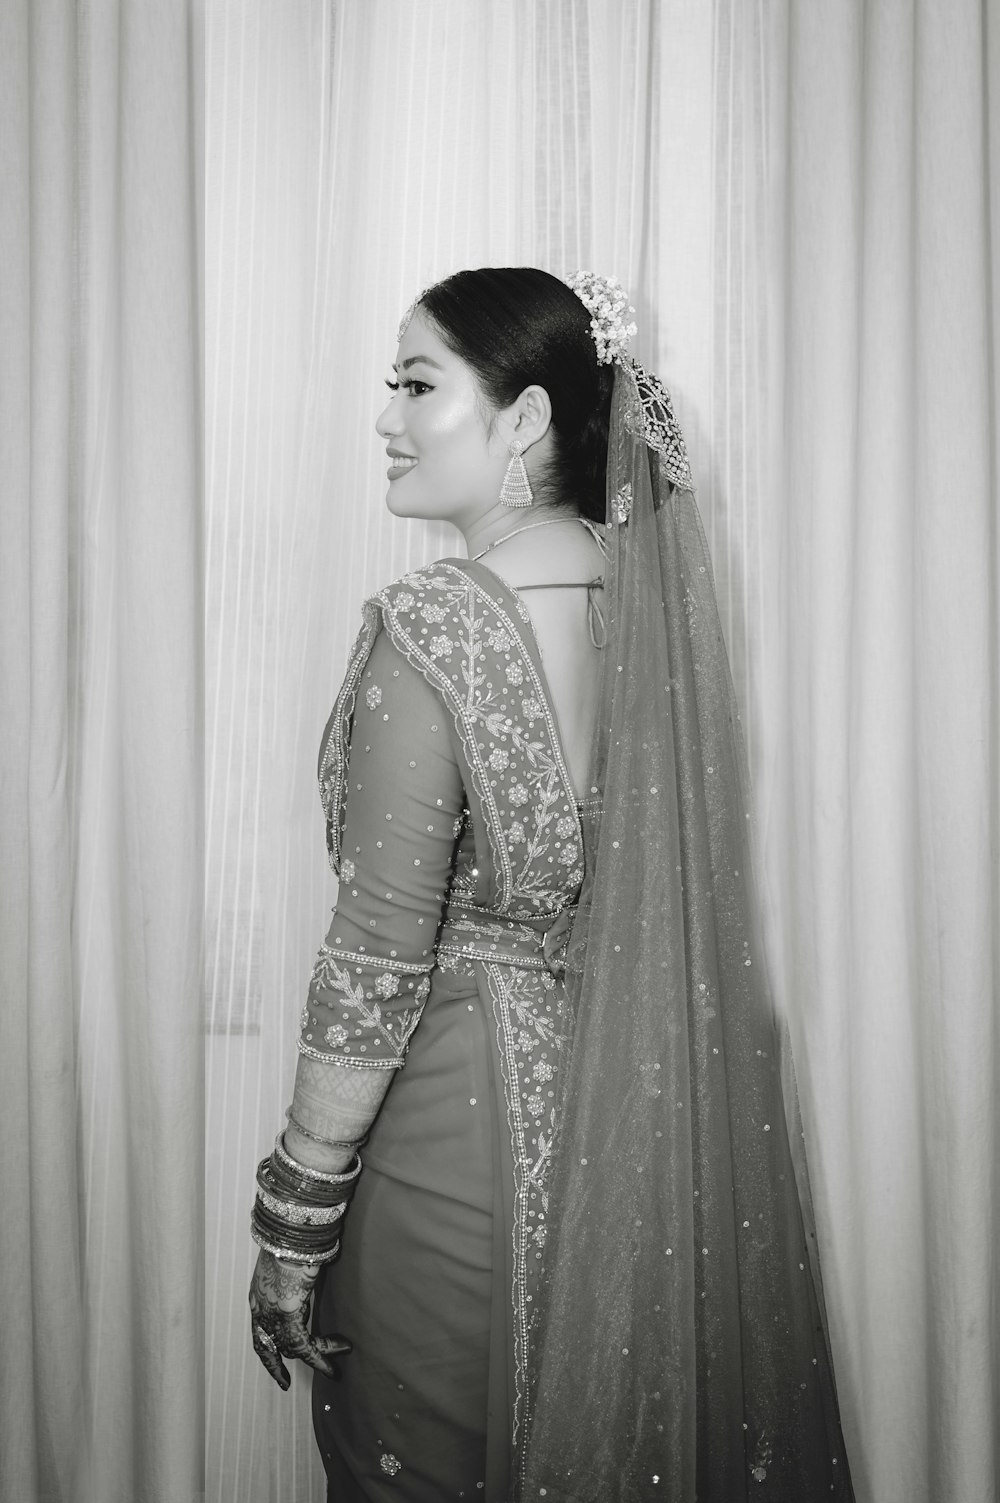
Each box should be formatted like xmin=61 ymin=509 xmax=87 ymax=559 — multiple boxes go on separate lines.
xmin=566 ymin=270 xmax=694 ymax=495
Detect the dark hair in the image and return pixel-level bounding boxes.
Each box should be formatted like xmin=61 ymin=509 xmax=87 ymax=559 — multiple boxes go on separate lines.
xmin=419 ymin=267 xmax=613 ymax=522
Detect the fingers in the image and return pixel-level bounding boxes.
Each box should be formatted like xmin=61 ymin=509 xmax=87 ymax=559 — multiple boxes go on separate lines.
xmin=252 ymin=1322 xmax=291 ymax=1391
xmin=294 ymin=1331 xmax=352 ymax=1379
xmin=313 ymin=1333 xmax=353 ymax=1358
xmin=252 ymin=1313 xmax=352 ymax=1386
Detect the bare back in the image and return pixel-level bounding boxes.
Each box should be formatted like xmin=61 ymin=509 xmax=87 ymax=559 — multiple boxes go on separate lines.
xmin=474 ymin=522 xmax=605 ymax=799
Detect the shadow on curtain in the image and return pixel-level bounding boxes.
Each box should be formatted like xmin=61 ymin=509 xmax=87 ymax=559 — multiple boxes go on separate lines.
xmin=762 ymin=4 xmax=999 ymax=1502
xmin=0 ymin=3 xmax=203 ymax=1501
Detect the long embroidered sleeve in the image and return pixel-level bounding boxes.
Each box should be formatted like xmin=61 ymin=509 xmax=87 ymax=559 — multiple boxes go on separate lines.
xmin=298 ymin=628 xmax=465 ymax=1072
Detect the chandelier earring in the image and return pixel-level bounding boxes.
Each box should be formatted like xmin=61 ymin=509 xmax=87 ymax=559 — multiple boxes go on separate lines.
xmin=499 ymin=440 xmax=533 ymax=509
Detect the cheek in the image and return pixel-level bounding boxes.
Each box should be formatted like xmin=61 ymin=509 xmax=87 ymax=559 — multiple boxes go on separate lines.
xmin=419 ymin=395 xmax=487 ymax=461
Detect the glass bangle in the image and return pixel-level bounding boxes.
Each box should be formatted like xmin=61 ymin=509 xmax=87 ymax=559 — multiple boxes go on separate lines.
xmin=273 ymin=1134 xmax=362 ymax=1187
xmin=258 ymin=1156 xmax=359 ymax=1209
xmin=255 ymin=1187 xmax=347 ymax=1225
xmin=284 ymin=1109 xmax=356 ymax=1151
xmin=250 ymin=1222 xmax=341 ymax=1264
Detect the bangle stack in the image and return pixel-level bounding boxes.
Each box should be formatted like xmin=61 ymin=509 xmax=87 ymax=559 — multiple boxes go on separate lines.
xmin=250 ymin=1134 xmax=362 ymax=1264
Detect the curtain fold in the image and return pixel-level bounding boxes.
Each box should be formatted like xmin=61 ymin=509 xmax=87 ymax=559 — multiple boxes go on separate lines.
xmin=0 ymin=3 xmax=203 ymax=1500
xmin=762 ymin=4 xmax=999 ymax=1501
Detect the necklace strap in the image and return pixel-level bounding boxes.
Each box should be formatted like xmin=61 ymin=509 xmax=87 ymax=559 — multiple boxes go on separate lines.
xmin=471 ymin=515 xmax=590 ymax=562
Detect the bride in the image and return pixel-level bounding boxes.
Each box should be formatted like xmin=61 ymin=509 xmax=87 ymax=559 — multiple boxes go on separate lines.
xmin=247 ymin=266 xmax=855 ymax=1503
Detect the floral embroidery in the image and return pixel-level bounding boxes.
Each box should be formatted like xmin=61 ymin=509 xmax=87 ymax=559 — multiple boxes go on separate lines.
xmin=325 ymin=1023 xmax=348 ymax=1048
xmin=379 ymin=1453 xmax=402 ymax=1476
xmin=318 ymin=559 xmax=583 ymax=914
xmin=365 ymin=685 xmax=382 ymax=710
xmin=307 ymin=947 xmax=428 ymax=1065
xmin=340 ymin=857 xmax=356 ymax=882
xmin=485 ymin=961 xmax=573 ymax=1456
xmin=315 ymin=558 xmax=587 ymax=1475
xmin=750 ymin=1433 xmax=773 ymax=1484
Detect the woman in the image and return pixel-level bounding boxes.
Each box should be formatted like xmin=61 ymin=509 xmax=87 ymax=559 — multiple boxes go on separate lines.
xmin=248 ymin=268 xmax=855 ymax=1502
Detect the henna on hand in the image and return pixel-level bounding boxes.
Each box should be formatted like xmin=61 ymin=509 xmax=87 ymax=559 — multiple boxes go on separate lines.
xmin=249 ymin=1250 xmax=351 ymax=1390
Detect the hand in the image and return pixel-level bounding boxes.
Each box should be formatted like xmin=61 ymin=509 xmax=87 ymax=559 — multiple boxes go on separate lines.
xmin=248 ymin=1249 xmax=352 ymax=1391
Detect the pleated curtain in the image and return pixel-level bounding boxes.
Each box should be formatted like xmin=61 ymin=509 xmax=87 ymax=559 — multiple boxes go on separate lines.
xmin=762 ymin=6 xmax=999 ymax=1502
xmin=205 ymin=6 xmax=768 ymax=1499
xmin=0 ymin=3 xmax=203 ymax=1501
xmin=1 ymin=2 xmax=995 ymax=1501
xmin=206 ymin=4 xmax=998 ymax=1501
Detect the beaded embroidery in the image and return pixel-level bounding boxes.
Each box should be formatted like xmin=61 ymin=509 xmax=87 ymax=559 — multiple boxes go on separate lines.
xmin=301 ymin=948 xmax=432 ymax=1069
xmin=316 ymin=559 xmax=590 ymax=1444
xmin=318 ymin=562 xmax=584 ymax=919
xmin=486 ymin=959 xmax=573 ymax=1453
xmin=620 ymin=357 xmax=694 ymax=492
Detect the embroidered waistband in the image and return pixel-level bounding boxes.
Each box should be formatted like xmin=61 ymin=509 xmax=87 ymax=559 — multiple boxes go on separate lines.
xmin=437 ymin=906 xmax=577 ymax=978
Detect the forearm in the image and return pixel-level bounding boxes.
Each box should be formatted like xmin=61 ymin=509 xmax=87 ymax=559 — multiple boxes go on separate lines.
xmin=283 ymin=1053 xmax=394 ymax=1173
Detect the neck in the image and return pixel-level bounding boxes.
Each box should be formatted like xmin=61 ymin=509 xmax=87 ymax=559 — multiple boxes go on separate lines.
xmin=461 ymin=504 xmax=580 ymax=559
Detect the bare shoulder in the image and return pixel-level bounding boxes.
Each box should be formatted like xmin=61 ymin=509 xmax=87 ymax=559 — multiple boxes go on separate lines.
xmin=481 ymin=522 xmax=605 ymax=591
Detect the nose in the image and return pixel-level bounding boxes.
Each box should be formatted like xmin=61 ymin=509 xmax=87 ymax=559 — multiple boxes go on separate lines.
xmin=375 ymin=393 xmax=403 ymax=439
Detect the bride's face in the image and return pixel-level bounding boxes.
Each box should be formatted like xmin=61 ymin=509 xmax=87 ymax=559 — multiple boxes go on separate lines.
xmin=375 ymin=307 xmax=507 ymax=526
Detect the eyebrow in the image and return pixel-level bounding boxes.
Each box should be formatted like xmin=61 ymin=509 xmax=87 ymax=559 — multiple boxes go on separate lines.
xmin=392 ymin=355 xmax=444 ymax=372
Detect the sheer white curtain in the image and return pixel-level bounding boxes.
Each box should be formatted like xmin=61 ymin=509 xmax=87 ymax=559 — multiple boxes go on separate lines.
xmin=0 ymin=3 xmax=202 ymax=1502
xmin=205 ymin=4 xmax=775 ymax=1498
xmin=761 ymin=5 xmax=999 ymax=1502
xmin=200 ymin=4 xmax=995 ymax=1502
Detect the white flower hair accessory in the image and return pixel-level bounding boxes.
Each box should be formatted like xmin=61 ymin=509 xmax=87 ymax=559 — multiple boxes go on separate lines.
xmin=566 ymin=271 xmax=638 ymax=365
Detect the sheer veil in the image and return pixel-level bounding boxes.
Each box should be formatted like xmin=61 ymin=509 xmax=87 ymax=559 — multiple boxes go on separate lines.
xmin=517 ymin=362 xmax=854 ymax=1502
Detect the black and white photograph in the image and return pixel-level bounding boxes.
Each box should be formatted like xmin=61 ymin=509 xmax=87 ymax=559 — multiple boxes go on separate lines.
xmin=2 ymin=3 xmax=997 ymax=1501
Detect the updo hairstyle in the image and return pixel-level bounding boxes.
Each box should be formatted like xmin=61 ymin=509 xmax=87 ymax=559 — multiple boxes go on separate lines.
xmin=418 ymin=267 xmax=614 ymax=524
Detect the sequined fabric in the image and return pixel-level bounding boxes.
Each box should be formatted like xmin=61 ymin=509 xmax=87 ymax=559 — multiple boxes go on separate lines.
xmin=308 ymin=451 xmax=854 ymax=1498
xmin=515 ymin=367 xmax=855 ymax=1501
xmin=310 ymin=560 xmax=590 ymax=1501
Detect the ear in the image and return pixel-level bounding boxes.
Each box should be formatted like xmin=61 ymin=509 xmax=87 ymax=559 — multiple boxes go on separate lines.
xmin=498 ymin=384 xmax=553 ymax=451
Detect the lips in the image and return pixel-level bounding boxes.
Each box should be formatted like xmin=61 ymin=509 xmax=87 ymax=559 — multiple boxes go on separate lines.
xmin=387 ymin=452 xmax=418 ymax=481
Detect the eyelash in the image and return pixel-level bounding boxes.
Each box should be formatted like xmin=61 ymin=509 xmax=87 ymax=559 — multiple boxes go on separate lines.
xmin=384 ymin=378 xmax=432 ymax=396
